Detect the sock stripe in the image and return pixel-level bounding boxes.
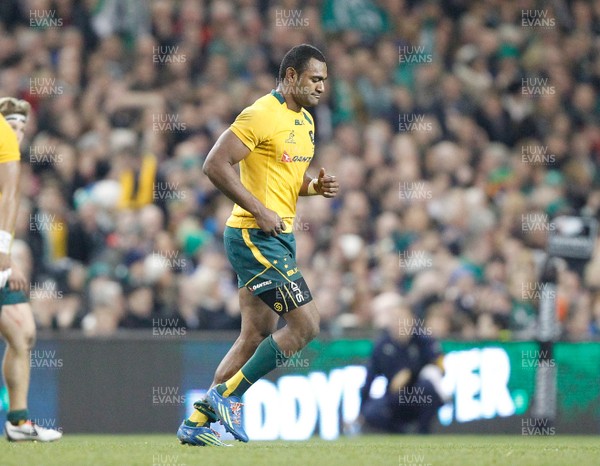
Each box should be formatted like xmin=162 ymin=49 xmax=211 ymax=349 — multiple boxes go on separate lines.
xmin=223 ymin=370 xmax=248 ymax=397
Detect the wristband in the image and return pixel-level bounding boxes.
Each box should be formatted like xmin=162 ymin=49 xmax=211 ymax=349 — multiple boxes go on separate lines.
xmin=307 ymin=178 xmax=319 ymax=195
xmin=0 ymin=230 xmax=12 ymax=254
xmin=4 ymin=114 xmax=27 ymax=123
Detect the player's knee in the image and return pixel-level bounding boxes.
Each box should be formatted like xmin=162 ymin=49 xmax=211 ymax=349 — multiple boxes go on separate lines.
xmin=297 ymin=315 xmax=319 ymax=345
xmin=0 ymin=307 xmax=33 ymax=352
xmin=236 ymin=330 xmax=266 ymax=355
xmin=306 ymin=318 xmax=320 ymax=342
xmin=19 ymin=306 xmax=36 ymax=351
xmin=18 ymin=327 xmax=35 ymax=352
xmin=252 ymin=325 xmax=275 ymax=342
xmin=242 ymin=334 xmax=265 ymax=350
xmin=289 ymin=306 xmax=319 ymax=343
xmin=241 ymin=325 xmax=271 ymax=344
xmin=6 ymin=328 xmax=35 ymax=353
xmin=24 ymin=327 xmax=36 ymax=351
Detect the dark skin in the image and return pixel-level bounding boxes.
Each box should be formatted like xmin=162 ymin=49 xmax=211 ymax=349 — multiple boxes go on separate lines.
xmin=203 ymin=58 xmax=339 ymax=237
xmin=203 ymin=57 xmax=338 ymax=390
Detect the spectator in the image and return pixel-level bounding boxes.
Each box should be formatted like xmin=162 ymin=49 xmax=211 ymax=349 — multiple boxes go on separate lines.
xmin=360 ymin=292 xmax=446 ymax=434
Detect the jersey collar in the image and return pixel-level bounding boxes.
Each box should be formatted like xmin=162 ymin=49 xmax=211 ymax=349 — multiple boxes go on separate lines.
xmin=271 ymin=89 xmax=286 ymax=104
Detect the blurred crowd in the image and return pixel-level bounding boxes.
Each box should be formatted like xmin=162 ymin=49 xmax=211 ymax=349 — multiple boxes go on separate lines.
xmin=1 ymin=0 xmax=600 ymax=340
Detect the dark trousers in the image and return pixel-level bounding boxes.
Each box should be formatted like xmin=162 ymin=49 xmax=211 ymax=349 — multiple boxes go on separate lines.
xmin=362 ymin=380 xmax=442 ymax=434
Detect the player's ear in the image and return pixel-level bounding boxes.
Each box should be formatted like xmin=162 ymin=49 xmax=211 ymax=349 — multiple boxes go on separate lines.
xmin=286 ymin=67 xmax=298 ymax=83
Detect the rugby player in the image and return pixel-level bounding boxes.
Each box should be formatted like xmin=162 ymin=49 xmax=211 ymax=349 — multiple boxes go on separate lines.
xmin=177 ymin=44 xmax=338 ymax=446
xmin=0 ymin=97 xmax=62 ymax=442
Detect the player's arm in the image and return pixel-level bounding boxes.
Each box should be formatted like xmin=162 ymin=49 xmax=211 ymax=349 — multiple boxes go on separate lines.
xmin=299 ymin=167 xmax=339 ymax=197
xmin=203 ymin=129 xmax=286 ymax=236
xmin=0 ymin=160 xmax=20 ymax=272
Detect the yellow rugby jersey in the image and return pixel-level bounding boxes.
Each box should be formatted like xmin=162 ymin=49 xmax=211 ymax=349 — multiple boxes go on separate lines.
xmin=227 ymin=90 xmax=315 ymax=232
xmin=0 ymin=115 xmax=21 ymax=246
xmin=0 ymin=114 xmax=20 ymax=165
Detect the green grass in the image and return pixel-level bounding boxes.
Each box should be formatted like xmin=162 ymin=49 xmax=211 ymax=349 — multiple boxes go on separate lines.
xmin=0 ymin=434 xmax=599 ymax=466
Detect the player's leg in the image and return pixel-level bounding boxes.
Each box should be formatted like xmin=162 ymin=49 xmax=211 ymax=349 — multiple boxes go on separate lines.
xmin=0 ymin=303 xmax=36 ymax=423
xmin=178 ymin=288 xmax=279 ymax=446
xmin=211 ymin=299 xmax=318 ymax=401
xmin=211 ymin=299 xmax=318 ymax=404
xmin=183 ymin=288 xmax=277 ymax=428
xmin=207 ymin=295 xmax=319 ymax=442
xmin=272 ymin=299 xmax=319 ymax=354
xmin=206 ymin=228 xmax=318 ymax=442
xmin=211 ymin=287 xmax=279 ymax=386
xmin=0 ymin=302 xmax=61 ymax=441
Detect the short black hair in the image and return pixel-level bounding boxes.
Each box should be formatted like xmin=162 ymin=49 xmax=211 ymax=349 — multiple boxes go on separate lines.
xmin=278 ymin=44 xmax=326 ymax=81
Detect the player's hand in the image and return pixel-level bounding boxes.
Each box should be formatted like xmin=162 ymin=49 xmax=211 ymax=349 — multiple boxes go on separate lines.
xmin=255 ymin=206 xmax=286 ymax=237
xmin=315 ymin=167 xmax=339 ymax=198
xmin=8 ymin=264 xmax=27 ymax=292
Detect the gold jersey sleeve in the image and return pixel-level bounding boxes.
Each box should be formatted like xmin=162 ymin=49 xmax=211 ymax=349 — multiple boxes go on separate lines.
xmin=227 ymin=91 xmax=315 ymax=231
xmin=230 ymin=104 xmax=273 ymax=152
xmin=0 ymin=115 xmax=20 ymax=164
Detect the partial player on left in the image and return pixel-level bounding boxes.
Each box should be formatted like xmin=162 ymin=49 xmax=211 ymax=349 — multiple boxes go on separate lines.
xmin=0 ymin=97 xmax=62 ymax=442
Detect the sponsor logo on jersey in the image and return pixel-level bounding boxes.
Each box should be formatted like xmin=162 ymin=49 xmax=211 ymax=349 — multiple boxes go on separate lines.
xmin=280 ymin=152 xmax=312 ymax=163
xmin=292 ymin=155 xmax=312 ymax=162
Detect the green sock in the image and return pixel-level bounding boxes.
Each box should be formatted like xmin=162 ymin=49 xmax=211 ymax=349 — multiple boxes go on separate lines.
xmin=217 ymin=335 xmax=288 ymax=398
xmin=7 ymin=409 xmax=28 ymax=426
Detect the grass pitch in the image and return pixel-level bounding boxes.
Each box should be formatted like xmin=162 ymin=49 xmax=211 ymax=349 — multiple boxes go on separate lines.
xmin=0 ymin=434 xmax=598 ymax=466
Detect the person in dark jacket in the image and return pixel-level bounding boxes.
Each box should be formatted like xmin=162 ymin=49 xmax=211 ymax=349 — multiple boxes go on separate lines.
xmin=360 ymin=292 xmax=447 ymax=434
